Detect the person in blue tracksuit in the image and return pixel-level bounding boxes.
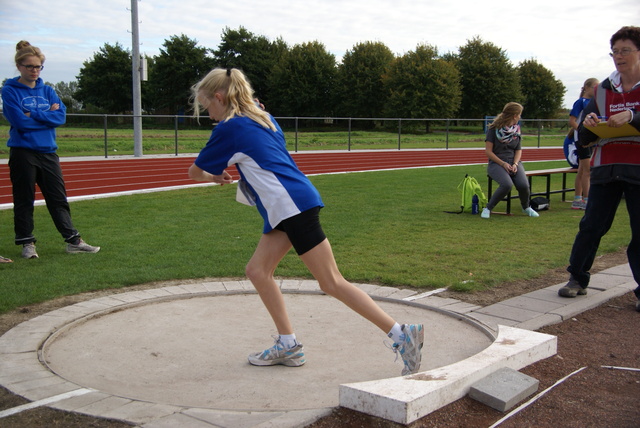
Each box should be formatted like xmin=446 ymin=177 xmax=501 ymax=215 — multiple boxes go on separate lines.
xmin=188 ymin=67 xmax=424 ymax=375
xmin=2 ymin=41 xmax=100 ymax=259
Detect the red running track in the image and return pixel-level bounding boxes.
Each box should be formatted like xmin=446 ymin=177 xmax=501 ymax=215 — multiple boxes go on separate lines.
xmin=0 ymin=148 xmax=565 ymax=206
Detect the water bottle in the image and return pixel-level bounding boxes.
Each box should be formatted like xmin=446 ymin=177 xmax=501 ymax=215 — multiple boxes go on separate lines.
xmin=471 ymin=195 xmax=479 ymax=214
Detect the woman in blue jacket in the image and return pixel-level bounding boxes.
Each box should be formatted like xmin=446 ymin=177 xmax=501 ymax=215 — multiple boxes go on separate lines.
xmin=2 ymin=41 xmax=99 ymax=258
xmin=188 ymin=68 xmax=424 ymax=375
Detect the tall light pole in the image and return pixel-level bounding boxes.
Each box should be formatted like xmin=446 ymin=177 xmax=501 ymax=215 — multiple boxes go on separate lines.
xmin=131 ymin=0 xmax=143 ymax=157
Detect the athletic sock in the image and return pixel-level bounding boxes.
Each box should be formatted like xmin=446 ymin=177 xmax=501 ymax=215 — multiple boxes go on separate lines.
xmin=387 ymin=323 xmax=405 ymax=345
xmin=574 ymin=196 xmax=582 ymax=201
xmin=279 ymin=333 xmax=298 ymax=349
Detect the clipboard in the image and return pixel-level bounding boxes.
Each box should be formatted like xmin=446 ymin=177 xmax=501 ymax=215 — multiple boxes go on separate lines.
xmin=586 ymin=121 xmax=640 ymax=139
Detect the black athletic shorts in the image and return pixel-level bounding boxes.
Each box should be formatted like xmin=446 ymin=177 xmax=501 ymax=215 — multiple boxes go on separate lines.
xmin=576 ymin=144 xmax=592 ymax=160
xmin=274 ymin=206 xmax=326 ymax=255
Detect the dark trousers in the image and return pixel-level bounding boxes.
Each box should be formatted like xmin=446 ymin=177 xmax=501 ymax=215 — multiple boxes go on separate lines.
xmin=9 ymin=148 xmax=79 ymax=245
xmin=568 ymin=180 xmax=640 ymax=299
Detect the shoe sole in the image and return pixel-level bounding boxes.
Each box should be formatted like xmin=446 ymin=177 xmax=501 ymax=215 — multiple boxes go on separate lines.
xmin=248 ymin=357 xmax=306 ymax=367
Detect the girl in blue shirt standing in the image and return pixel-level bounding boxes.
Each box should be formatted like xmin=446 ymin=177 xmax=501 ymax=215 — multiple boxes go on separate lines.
xmin=188 ymin=68 xmax=424 ymax=375
xmin=2 ymin=41 xmax=100 ymax=258
xmin=564 ymin=78 xmax=598 ymax=210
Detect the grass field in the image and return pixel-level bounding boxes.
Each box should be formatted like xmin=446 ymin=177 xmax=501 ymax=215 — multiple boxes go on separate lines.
xmin=0 ymin=160 xmax=630 ymax=315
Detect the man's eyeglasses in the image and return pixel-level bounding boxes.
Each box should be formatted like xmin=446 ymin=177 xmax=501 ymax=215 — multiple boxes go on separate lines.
xmin=21 ymin=64 xmax=44 ymax=71
xmin=609 ymin=49 xmax=639 ymax=57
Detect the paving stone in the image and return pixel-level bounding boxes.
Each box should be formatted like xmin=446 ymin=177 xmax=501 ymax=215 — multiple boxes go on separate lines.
xmin=465 ymin=312 xmax=517 ymax=331
xmin=385 ymin=289 xmax=417 ymax=299
xmin=499 ymin=296 xmax=565 ymax=313
xmin=413 ymin=296 xmax=461 ymax=307
xmin=597 ymin=264 xmax=632 ymax=277
xmin=184 ymin=407 xmax=285 ymax=427
xmin=101 ymin=401 xmax=181 ymax=425
xmin=473 ymin=303 xmax=542 ymax=322
xmin=141 ymin=412 xmax=217 ymax=427
xmin=439 ymin=301 xmax=482 ymax=314
xmin=369 ymin=286 xmax=401 ymax=297
xmin=515 ymin=313 xmax=563 ymax=331
xmin=201 ymin=281 xmax=226 ymax=292
xmin=469 ymin=367 xmax=539 ymax=412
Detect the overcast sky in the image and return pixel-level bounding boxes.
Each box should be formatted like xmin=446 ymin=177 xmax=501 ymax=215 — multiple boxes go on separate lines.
xmin=1 ymin=0 xmax=638 ymax=109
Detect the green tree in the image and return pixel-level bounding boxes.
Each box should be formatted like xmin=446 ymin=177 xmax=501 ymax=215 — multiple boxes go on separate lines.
xmin=517 ymin=59 xmax=566 ymax=119
xmin=382 ymin=44 xmax=461 ymax=124
xmin=75 ymin=43 xmax=132 ymax=113
xmin=268 ymin=41 xmax=336 ymax=117
xmin=336 ymin=41 xmax=395 ymax=118
xmin=50 ymin=81 xmax=81 ymax=112
xmin=456 ymin=37 xmax=521 ymax=119
xmin=148 ymin=34 xmax=214 ymax=114
xmin=212 ymin=26 xmax=288 ymax=106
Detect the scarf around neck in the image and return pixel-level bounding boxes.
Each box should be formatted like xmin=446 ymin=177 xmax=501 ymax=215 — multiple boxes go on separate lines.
xmin=496 ymin=124 xmax=520 ymax=144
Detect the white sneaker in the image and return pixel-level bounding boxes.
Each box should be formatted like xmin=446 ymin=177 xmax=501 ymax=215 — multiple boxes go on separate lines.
xmin=22 ymin=243 xmax=39 ymax=259
xmin=480 ymin=208 xmax=491 ymax=219
xmin=66 ymin=239 xmax=101 ymax=254
xmin=523 ymin=207 xmax=540 ymax=217
xmin=248 ymin=336 xmax=306 ymax=367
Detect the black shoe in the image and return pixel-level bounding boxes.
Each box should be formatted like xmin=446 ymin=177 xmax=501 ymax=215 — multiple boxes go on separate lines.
xmin=558 ymin=279 xmax=587 ymax=298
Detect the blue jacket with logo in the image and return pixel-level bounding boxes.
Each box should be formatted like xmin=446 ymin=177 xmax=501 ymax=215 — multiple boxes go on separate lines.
xmin=2 ymin=76 xmax=66 ymax=153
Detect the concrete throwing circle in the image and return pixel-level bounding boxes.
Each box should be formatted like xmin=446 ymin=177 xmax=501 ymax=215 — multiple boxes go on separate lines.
xmin=38 ymin=286 xmax=492 ymax=412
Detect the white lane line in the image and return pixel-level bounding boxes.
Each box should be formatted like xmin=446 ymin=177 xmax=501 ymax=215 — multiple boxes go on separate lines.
xmin=403 ymin=288 xmax=448 ymax=301
xmin=0 ymin=388 xmax=93 ymax=419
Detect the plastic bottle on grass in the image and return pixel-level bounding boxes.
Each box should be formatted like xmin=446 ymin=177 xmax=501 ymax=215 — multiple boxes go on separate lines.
xmin=471 ymin=195 xmax=479 ymax=214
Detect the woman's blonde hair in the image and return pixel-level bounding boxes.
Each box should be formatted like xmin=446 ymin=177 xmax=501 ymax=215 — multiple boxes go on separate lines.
xmin=579 ymin=78 xmax=598 ymax=98
xmin=489 ymin=102 xmax=523 ymax=129
xmin=15 ymin=40 xmax=45 ymax=68
xmin=191 ymin=68 xmax=275 ymax=131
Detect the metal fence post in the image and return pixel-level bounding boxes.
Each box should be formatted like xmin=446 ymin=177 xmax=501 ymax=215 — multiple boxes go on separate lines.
xmin=537 ymin=120 xmax=542 ymax=148
xmin=348 ymin=118 xmax=352 ymax=151
xmin=103 ymin=115 xmax=108 ymax=158
xmin=446 ymin=119 xmax=450 ymax=149
xmin=295 ymin=117 xmax=299 ymax=152
xmin=397 ymin=119 xmax=402 ymax=150
xmin=174 ymin=116 xmax=179 ymax=156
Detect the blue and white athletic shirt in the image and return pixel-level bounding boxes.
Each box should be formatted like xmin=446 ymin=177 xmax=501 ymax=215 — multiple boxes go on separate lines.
xmin=195 ymin=115 xmax=324 ymax=233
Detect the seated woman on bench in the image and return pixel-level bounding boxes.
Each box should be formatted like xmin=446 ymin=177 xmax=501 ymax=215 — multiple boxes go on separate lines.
xmin=481 ymin=102 xmax=539 ymax=219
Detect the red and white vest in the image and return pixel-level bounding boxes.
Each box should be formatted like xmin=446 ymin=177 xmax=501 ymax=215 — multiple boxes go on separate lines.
xmin=591 ymin=82 xmax=640 ymax=167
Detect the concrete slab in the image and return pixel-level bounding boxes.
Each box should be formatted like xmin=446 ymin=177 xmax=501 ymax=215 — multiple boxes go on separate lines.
xmin=598 ymin=263 xmax=631 ymax=277
xmin=340 ymin=325 xmax=556 ymax=424
xmin=468 ymin=367 xmax=539 ymax=412
xmin=472 ymin=304 xmax=542 ymax=322
xmin=498 ymin=295 xmax=565 ymax=313
xmin=514 ymin=313 xmax=564 ymax=331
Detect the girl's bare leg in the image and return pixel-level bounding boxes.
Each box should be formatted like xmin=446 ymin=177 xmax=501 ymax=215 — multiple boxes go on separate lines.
xmin=299 ymin=238 xmax=396 ymax=333
xmin=245 ymin=230 xmax=295 ymax=335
